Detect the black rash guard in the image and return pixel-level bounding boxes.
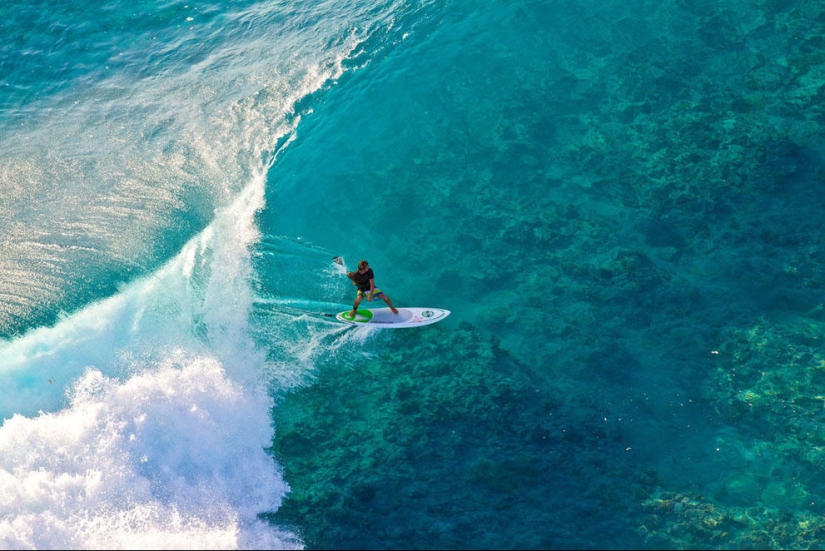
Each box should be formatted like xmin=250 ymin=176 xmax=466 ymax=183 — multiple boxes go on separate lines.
xmin=352 ymin=268 xmax=375 ymax=291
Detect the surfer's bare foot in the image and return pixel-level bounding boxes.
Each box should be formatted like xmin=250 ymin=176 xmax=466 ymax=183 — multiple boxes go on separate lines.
xmin=391 ymin=308 xmax=399 ymax=314
xmin=347 ymin=311 xmax=356 ymax=318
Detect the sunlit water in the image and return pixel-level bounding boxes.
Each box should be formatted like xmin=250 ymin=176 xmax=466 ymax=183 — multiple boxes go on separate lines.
xmin=2 ymin=0 xmax=825 ymax=548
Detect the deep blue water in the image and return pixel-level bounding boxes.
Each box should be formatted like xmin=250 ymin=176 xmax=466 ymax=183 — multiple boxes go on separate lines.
xmin=2 ymin=0 xmax=825 ymax=548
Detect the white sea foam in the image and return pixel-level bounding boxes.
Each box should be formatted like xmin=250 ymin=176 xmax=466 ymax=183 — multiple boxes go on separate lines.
xmin=0 ymin=356 xmax=300 ymax=550
xmin=0 ymin=165 xmax=297 ymax=548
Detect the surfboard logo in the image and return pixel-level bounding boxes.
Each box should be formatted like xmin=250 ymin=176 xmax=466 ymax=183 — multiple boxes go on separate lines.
xmin=422 ymin=310 xmax=434 ymax=318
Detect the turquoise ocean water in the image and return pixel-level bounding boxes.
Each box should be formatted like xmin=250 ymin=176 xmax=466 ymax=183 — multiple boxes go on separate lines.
xmin=2 ymin=0 xmax=825 ymax=548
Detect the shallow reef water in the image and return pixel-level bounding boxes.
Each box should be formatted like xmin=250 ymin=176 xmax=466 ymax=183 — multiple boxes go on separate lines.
xmin=7 ymin=0 xmax=825 ymax=548
xmin=263 ymin=0 xmax=825 ymax=548
xmin=269 ymin=325 xmax=647 ymax=549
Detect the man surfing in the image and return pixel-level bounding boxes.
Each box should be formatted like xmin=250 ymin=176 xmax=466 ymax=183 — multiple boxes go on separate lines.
xmin=345 ymin=260 xmax=399 ymax=319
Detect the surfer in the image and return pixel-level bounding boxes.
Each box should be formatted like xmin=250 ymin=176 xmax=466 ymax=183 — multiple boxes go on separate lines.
xmin=346 ymin=260 xmax=399 ymax=319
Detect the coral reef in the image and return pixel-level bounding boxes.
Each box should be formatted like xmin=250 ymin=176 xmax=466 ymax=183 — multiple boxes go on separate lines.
xmin=263 ymin=0 xmax=825 ymax=548
xmin=640 ymin=489 xmax=825 ymax=550
xmin=268 ymin=324 xmax=647 ymax=549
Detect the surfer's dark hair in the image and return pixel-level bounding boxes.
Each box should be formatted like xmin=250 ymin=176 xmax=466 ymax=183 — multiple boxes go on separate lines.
xmin=358 ymin=260 xmax=368 ymax=269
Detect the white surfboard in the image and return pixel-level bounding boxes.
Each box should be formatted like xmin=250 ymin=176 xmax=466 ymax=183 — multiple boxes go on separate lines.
xmin=336 ymin=307 xmax=450 ymax=328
